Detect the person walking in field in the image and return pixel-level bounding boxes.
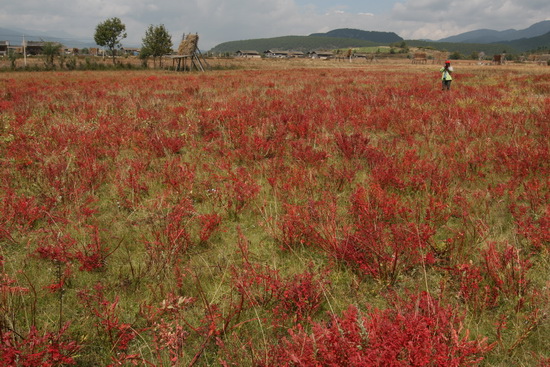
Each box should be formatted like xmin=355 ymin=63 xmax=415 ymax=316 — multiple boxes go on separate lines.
xmin=440 ymin=60 xmax=453 ymax=90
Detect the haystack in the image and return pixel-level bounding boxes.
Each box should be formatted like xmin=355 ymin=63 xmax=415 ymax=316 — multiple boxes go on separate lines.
xmin=178 ymin=34 xmax=199 ymax=56
xmin=172 ymin=33 xmax=209 ymax=72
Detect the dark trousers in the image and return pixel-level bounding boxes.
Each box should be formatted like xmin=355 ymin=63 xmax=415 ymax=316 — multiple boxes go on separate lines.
xmin=442 ymin=80 xmax=452 ymax=90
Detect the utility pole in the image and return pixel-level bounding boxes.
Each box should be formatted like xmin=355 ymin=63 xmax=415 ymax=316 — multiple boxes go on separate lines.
xmin=23 ymin=35 xmax=27 ymax=66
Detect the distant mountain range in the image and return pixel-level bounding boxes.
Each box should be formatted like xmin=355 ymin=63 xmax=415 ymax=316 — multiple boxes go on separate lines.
xmin=0 ymin=26 xmax=99 ymax=49
xmin=437 ymin=20 xmax=550 ymax=44
xmin=209 ymin=35 xmax=383 ymax=54
xmin=209 ymin=29 xmax=402 ymax=54
xmin=497 ymin=31 xmax=550 ymax=53
xmin=210 ymin=21 xmax=549 ymax=54
xmin=2 ymin=20 xmax=548 ymax=54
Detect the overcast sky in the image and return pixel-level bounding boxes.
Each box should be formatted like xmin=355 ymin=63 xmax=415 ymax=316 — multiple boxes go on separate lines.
xmin=1 ymin=0 xmax=549 ymax=50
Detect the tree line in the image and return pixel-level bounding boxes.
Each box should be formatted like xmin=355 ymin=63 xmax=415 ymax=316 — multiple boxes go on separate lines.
xmin=3 ymin=17 xmax=173 ymax=70
xmin=94 ymin=17 xmax=173 ymax=67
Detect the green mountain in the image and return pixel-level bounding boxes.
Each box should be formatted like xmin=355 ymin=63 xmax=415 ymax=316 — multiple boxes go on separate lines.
xmin=408 ymin=30 xmax=550 ymax=56
xmin=209 ymin=25 xmax=548 ymax=56
xmin=406 ymin=39 xmax=518 ymax=56
xmin=310 ymin=28 xmax=403 ymax=43
xmin=209 ymin=35 xmax=381 ymax=54
xmin=498 ymin=31 xmax=550 ymax=52
xmin=438 ymin=20 xmax=550 ymax=44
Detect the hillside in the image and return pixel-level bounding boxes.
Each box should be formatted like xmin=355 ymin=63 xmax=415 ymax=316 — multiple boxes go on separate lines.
xmin=406 ymin=39 xmax=518 ymax=56
xmin=209 ymin=35 xmax=380 ymax=54
xmin=408 ymin=28 xmax=550 ymax=56
xmin=309 ymin=28 xmax=402 ymax=43
xmin=208 ymin=23 xmax=549 ymax=56
xmin=498 ymin=31 xmax=550 ymax=52
xmin=438 ymin=20 xmax=550 ymax=43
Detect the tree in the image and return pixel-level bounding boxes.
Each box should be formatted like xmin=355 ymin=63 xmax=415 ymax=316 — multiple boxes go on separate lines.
xmin=42 ymin=42 xmax=62 ymax=70
xmin=449 ymin=51 xmax=463 ymax=60
xmin=141 ymin=24 xmax=173 ymax=68
xmin=94 ymin=17 xmax=127 ymax=64
xmin=8 ymin=50 xmax=20 ymax=70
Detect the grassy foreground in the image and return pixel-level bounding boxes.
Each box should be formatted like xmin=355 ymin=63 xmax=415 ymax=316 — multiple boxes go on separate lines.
xmin=0 ymin=65 xmax=549 ymax=366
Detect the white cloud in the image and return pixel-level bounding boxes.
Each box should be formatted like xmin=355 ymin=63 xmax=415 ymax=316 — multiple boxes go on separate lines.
xmin=391 ymin=0 xmax=550 ymax=39
xmin=1 ymin=0 xmax=548 ymax=49
xmin=1 ymin=0 xmax=392 ymax=49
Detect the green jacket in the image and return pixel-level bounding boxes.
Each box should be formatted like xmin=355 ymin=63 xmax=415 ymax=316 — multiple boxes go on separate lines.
xmin=440 ymin=66 xmax=453 ymax=81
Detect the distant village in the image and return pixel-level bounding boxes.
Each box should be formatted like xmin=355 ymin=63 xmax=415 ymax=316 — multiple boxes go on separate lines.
xmin=0 ymin=40 xmax=140 ymax=57
xmin=0 ymin=40 xmax=429 ymax=62
xmin=0 ymin=39 xmax=341 ymax=59
xmin=1 ymin=39 xmax=549 ymax=67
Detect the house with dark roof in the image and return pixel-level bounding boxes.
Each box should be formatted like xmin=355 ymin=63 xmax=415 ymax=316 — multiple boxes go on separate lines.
xmin=264 ymin=50 xmax=289 ymax=58
xmin=309 ymin=51 xmax=334 ymax=59
xmin=289 ymin=51 xmax=305 ymax=58
xmin=23 ymin=41 xmax=64 ymax=55
xmin=235 ymin=50 xmax=261 ymax=58
xmin=24 ymin=41 xmax=46 ymax=55
xmin=264 ymin=50 xmax=306 ymax=58
xmin=0 ymin=41 xmax=9 ymax=56
xmin=121 ymin=47 xmax=141 ymax=56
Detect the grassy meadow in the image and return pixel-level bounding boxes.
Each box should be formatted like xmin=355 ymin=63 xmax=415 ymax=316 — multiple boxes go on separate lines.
xmin=0 ymin=62 xmax=549 ymax=366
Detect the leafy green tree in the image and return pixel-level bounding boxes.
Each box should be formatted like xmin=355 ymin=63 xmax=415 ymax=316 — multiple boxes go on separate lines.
xmin=94 ymin=17 xmax=127 ymax=64
xmin=42 ymin=42 xmax=62 ymax=69
xmin=8 ymin=50 xmax=19 ymax=70
xmin=141 ymin=24 xmax=173 ymax=68
xmin=449 ymin=51 xmax=463 ymax=60
xmin=139 ymin=48 xmax=151 ymax=68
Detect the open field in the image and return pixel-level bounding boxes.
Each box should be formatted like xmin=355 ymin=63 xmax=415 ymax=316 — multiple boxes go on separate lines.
xmin=2 ymin=53 xmax=549 ymax=71
xmin=1 ymin=63 xmax=549 ymax=366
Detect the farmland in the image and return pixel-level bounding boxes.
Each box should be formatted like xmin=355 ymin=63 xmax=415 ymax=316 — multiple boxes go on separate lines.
xmin=1 ymin=63 xmax=549 ymax=366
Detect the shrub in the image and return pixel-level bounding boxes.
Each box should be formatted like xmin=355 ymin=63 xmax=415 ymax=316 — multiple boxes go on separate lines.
xmin=266 ymin=292 xmax=494 ymax=366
